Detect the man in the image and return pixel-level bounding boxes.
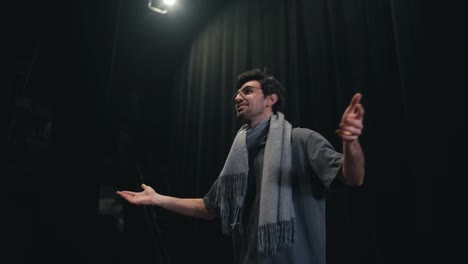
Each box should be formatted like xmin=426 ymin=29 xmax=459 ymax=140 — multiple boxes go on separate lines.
xmin=117 ymin=69 xmax=365 ymax=263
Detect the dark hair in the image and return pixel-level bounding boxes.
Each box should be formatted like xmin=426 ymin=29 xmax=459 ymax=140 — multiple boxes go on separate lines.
xmin=236 ymin=68 xmax=287 ymax=113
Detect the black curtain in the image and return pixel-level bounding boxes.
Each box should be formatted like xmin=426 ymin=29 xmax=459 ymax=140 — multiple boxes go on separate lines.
xmin=3 ymin=0 xmax=120 ymax=263
xmin=7 ymin=0 xmax=458 ymax=263
xmin=165 ymin=0 xmax=436 ymax=263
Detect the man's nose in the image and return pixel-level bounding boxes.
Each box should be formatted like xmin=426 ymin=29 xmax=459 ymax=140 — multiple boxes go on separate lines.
xmin=234 ymin=93 xmax=244 ymax=103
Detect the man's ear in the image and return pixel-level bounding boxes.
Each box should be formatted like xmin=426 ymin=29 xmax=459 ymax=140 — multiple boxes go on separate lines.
xmin=266 ymin=94 xmax=278 ymax=107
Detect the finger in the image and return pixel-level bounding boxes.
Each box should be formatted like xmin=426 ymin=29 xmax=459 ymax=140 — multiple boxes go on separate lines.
xmin=343 ymin=93 xmax=361 ymax=116
xmin=339 ymin=126 xmax=362 ymax=136
xmin=118 ymin=190 xmax=139 ymax=196
xmin=141 ymin=184 xmax=156 ymax=194
xmin=341 ymin=118 xmax=363 ymax=129
xmin=117 ymin=192 xmax=135 ymax=200
xmin=348 ymin=93 xmax=362 ymax=109
xmin=336 ymin=129 xmax=352 ymax=136
xmin=336 ymin=129 xmax=359 ymax=141
xmin=142 ymin=183 xmax=154 ymax=191
xmin=354 ymin=103 xmax=364 ymax=120
xmin=350 ymin=93 xmax=362 ymax=107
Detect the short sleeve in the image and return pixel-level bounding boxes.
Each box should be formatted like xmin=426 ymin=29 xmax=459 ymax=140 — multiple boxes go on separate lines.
xmin=305 ymin=131 xmax=343 ymax=189
xmin=202 ymin=179 xmax=220 ymax=215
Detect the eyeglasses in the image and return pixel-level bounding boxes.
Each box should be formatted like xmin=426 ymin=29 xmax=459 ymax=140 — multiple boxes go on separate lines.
xmin=232 ymin=86 xmax=262 ymax=101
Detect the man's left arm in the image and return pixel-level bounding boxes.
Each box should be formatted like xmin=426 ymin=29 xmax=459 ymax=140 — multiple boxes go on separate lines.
xmin=336 ymin=93 xmax=365 ymax=186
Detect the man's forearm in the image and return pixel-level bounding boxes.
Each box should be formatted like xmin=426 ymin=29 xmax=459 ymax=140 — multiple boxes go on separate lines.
xmin=156 ymin=196 xmax=217 ymax=220
xmin=342 ymin=140 xmax=365 ymax=186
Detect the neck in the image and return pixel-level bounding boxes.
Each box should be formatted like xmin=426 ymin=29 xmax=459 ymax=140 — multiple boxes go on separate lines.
xmin=249 ymin=113 xmax=273 ymax=128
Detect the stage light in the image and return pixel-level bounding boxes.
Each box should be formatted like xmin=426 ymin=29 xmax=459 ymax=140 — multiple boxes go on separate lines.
xmin=164 ymin=0 xmax=176 ymax=5
xmin=147 ymin=0 xmax=176 ymax=14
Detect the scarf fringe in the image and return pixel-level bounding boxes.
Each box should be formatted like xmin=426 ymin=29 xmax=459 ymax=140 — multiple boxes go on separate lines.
xmin=215 ymin=172 xmax=248 ymax=234
xmin=258 ymin=219 xmax=296 ymax=255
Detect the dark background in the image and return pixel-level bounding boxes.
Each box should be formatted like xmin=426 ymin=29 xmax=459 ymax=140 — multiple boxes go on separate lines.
xmin=3 ymin=0 xmax=457 ymax=263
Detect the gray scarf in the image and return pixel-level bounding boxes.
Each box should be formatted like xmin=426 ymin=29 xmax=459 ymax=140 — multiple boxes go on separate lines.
xmin=215 ymin=112 xmax=295 ymax=255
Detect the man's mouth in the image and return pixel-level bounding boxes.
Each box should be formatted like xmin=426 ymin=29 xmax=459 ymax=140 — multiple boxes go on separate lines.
xmin=236 ymin=105 xmax=247 ymax=112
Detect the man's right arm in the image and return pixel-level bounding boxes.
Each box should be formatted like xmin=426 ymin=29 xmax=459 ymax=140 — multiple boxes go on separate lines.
xmin=117 ymin=184 xmax=217 ymax=220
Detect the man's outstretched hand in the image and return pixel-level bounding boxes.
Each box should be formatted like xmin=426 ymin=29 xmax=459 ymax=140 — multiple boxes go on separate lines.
xmin=116 ymin=184 xmax=157 ymax=206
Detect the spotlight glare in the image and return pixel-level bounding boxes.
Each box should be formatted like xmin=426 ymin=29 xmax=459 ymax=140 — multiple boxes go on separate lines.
xmin=164 ymin=0 xmax=176 ymax=5
xmin=148 ymin=0 xmax=175 ymax=14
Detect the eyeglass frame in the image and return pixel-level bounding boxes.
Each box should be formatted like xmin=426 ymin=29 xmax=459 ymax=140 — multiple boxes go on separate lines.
xmin=232 ymin=85 xmax=263 ymax=101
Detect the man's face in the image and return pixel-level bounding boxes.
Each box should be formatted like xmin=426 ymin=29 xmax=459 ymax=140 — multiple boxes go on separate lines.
xmin=234 ymin=80 xmax=271 ymax=125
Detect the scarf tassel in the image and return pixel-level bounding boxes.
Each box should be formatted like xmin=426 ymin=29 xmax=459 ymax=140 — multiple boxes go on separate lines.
xmin=215 ymin=172 xmax=248 ymax=234
xmin=258 ymin=219 xmax=296 ymax=255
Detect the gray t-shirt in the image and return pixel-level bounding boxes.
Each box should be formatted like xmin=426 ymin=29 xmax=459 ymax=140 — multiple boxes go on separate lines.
xmin=204 ymin=127 xmax=343 ymax=264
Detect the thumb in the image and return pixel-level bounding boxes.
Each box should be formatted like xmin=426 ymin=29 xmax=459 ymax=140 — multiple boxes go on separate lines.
xmin=355 ymin=104 xmax=364 ymax=120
